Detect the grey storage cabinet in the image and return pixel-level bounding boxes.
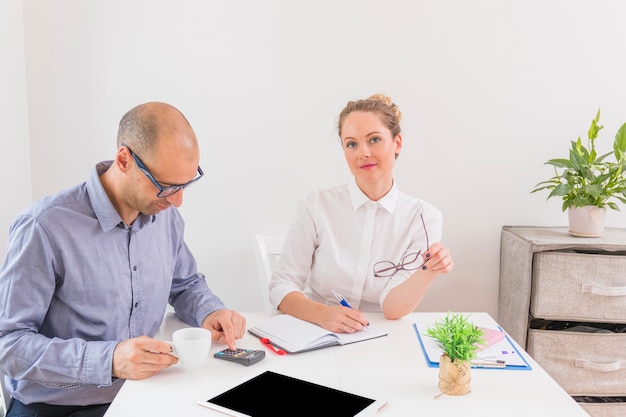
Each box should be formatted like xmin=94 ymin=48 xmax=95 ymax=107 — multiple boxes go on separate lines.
xmin=499 ymin=226 xmax=626 ymax=417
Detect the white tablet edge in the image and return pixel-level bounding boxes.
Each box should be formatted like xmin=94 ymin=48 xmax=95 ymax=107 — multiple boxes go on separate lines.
xmin=353 ymin=398 xmax=388 ymax=417
xmin=196 ymin=398 xmax=250 ymax=417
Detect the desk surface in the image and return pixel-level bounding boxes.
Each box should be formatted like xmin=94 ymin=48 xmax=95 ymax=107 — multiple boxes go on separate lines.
xmin=104 ymin=312 xmax=590 ymax=417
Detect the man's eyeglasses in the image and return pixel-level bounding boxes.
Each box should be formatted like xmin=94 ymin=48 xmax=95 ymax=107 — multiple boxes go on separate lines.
xmin=373 ymin=213 xmax=430 ymax=278
xmin=123 ymin=144 xmax=204 ymax=198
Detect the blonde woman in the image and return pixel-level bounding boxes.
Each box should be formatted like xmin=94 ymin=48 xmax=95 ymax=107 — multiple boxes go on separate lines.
xmin=269 ymin=94 xmax=454 ymax=333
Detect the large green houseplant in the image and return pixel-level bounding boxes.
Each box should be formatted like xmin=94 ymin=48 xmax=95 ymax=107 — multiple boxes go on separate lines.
xmin=426 ymin=313 xmax=485 ymax=396
xmin=531 ymin=109 xmax=626 ymax=236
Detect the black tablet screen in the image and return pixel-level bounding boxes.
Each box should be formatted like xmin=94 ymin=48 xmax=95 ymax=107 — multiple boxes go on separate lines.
xmin=205 ymin=370 xmax=376 ymax=416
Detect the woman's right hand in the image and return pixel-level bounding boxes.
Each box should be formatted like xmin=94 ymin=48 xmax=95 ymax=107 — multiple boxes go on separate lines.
xmin=278 ymin=292 xmax=368 ymax=333
xmin=320 ymin=305 xmax=368 ymax=333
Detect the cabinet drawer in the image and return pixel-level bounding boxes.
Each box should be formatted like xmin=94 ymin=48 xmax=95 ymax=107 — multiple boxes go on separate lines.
xmin=527 ymin=329 xmax=626 ymax=396
xmin=579 ymin=402 xmax=626 ymax=417
xmin=530 ymin=251 xmax=626 ymax=321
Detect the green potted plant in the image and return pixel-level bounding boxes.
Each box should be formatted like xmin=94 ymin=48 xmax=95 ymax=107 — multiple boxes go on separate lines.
xmin=426 ymin=313 xmax=485 ymax=396
xmin=531 ymin=109 xmax=626 ymax=237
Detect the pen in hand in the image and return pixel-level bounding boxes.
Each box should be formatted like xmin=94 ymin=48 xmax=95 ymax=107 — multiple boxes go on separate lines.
xmin=331 ymin=290 xmax=369 ymax=328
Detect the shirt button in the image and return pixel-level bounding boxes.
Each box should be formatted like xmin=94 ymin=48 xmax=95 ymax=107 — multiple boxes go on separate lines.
xmin=133 ymin=266 xmax=137 ymax=271
xmin=134 ymin=302 xmax=139 ymax=308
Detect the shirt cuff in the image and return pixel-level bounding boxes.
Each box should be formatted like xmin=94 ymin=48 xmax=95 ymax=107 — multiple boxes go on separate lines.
xmin=83 ymin=340 xmax=118 ymax=386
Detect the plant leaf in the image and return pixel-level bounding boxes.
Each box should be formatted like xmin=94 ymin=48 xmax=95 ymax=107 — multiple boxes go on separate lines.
xmin=615 ymin=122 xmax=626 ymax=155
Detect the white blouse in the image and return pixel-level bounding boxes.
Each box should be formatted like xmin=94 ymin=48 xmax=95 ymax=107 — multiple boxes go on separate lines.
xmin=269 ymin=179 xmax=443 ymax=311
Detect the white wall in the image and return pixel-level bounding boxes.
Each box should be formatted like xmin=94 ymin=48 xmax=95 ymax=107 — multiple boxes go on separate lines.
xmin=0 ymin=0 xmax=31 ymax=261
xmin=4 ymin=0 xmax=626 ymax=319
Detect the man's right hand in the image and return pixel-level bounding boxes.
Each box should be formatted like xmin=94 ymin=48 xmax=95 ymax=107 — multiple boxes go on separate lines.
xmin=112 ymin=336 xmax=178 ymax=380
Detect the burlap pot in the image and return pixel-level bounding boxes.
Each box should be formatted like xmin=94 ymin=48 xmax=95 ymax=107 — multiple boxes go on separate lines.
xmin=438 ymin=353 xmax=471 ymax=396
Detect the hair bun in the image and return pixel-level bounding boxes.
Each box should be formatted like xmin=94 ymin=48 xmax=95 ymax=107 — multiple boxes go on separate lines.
xmin=367 ymin=94 xmax=402 ymax=124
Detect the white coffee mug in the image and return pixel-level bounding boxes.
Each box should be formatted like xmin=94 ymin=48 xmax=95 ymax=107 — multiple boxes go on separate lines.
xmin=168 ymin=327 xmax=212 ymax=367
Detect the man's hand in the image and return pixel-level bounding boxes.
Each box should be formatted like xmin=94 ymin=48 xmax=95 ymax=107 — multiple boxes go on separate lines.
xmin=112 ymin=336 xmax=178 ymax=380
xmin=202 ymin=309 xmax=246 ymax=350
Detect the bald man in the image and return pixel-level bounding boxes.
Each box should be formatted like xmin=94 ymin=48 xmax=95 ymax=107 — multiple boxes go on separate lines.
xmin=0 ymin=102 xmax=245 ymax=417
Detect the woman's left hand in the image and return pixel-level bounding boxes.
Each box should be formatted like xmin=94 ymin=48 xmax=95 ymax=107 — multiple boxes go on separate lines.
xmin=421 ymin=242 xmax=454 ymax=273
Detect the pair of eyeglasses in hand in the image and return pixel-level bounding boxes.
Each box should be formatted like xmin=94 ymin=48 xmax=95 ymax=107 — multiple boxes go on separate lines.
xmin=373 ymin=213 xmax=430 ymax=278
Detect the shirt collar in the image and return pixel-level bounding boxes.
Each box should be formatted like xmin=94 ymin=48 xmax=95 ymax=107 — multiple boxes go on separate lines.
xmin=348 ymin=178 xmax=399 ymax=214
xmin=87 ymin=161 xmax=155 ymax=232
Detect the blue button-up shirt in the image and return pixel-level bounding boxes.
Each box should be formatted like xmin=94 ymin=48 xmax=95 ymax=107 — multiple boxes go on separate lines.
xmin=0 ymin=161 xmax=226 ymax=406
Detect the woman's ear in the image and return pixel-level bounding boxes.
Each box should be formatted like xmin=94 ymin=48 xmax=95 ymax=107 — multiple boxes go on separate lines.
xmin=394 ymin=134 xmax=403 ymax=156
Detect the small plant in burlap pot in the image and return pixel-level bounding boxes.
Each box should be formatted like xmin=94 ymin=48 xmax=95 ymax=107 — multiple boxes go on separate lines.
xmin=426 ymin=313 xmax=485 ymax=397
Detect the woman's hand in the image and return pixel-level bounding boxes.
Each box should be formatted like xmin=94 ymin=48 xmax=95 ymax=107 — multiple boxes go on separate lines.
xmin=421 ymin=242 xmax=454 ymax=273
xmin=319 ymin=305 xmax=369 ymax=333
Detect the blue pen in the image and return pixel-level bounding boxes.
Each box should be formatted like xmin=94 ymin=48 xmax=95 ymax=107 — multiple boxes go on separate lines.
xmin=332 ymin=289 xmax=352 ymax=308
xmin=332 ymin=290 xmax=369 ymax=328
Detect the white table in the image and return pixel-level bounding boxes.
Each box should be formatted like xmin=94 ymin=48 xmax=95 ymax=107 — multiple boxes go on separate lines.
xmin=104 ymin=312 xmax=590 ymax=417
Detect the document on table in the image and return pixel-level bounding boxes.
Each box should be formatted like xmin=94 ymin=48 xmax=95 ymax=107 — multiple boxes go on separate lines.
xmin=248 ymin=314 xmax=387 ymax=354
xmin=412 ymin=318 xmax=532 ymax=370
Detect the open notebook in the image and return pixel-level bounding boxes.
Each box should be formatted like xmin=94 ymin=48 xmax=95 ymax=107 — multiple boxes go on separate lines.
xmin=248 ymin=314 xmax=387 ymax=353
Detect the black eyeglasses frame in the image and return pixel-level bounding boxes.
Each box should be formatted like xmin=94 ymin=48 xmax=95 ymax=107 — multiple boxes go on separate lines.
xmin=123 ymin=143 xmax=204 ymax=198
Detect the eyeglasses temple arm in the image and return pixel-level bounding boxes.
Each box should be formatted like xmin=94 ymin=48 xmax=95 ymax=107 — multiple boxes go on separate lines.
xmin=420 ymin=213 xmax=430 ymax=250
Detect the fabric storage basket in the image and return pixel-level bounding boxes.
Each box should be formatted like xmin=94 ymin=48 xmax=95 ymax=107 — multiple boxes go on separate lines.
xmin=530 ymin=251 xmax=626 ymax=322
xmin=578 ymin=402 xmax=626 ymax=417
xmin=527 ymin=328 xmax=626 ymax=396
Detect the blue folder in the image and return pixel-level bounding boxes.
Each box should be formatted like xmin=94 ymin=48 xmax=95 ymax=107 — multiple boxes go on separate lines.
xmin=412 ymin=322 xmax=532 ymax=371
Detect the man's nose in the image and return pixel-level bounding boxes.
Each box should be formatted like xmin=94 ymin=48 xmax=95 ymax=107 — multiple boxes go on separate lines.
xmin=165 ymin=189 xmax=184 ymax=207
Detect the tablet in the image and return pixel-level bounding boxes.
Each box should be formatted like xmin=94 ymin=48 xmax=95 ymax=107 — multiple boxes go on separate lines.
xmin=196 ymin=370 xmax=387 ymax=417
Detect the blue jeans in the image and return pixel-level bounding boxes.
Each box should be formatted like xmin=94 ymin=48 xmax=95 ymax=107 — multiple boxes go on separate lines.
xmin=6 ymin=398 xmax=110 ymax=417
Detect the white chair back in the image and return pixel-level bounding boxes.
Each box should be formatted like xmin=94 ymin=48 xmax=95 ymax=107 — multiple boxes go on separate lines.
xmin=253 ymin=235 xmax=284 ymax=312
xmin=1 ymin=374 xmax=9 ymax=416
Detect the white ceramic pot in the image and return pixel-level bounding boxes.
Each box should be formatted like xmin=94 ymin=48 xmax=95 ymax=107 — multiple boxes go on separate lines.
xmin=568 ymin=206 xmax=606 ymax=237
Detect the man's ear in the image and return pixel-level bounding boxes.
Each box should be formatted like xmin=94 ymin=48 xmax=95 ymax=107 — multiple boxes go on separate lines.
xmin=116 ymin=146 xmax=132 ymax=172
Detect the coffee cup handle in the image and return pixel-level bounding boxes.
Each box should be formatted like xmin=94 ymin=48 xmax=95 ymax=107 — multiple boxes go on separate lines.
xmin=165 ymin=341 xmax=178 ymax=358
